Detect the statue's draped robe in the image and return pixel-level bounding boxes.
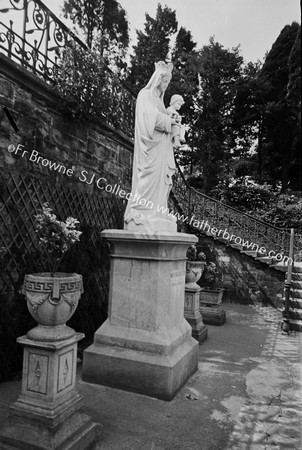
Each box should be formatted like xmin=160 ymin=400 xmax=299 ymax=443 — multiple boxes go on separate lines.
xmin=124 ymin=88 xmax=176 ymax=227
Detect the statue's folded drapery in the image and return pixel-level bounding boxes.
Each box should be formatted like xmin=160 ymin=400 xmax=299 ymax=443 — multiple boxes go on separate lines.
xmin=124 ymin=63 xmax=176 ymax=231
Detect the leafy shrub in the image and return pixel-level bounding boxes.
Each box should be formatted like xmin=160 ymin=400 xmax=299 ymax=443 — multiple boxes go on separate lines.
xmin=202 ymin=262 xmax=222 ymax=288
xmin=34 ymin=203 xmax=82 ymax=275
xmin=186 ymin=244 xmax=206 ymax=261
xmin=213 ymin=182 xmax=302 ymax=232
xmin=187 ymin=174 xmax=205 ymax=190
xmin=53 ymin=46 xmax=123 ymax=128
xmin=214 ymin=182 xmax=275 ymax=210
xmin=257 ymin=195 xmax=302 ymax=232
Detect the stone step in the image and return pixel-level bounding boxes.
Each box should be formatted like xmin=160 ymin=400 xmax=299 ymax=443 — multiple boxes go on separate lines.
xmin=288 ymin=309 xmax=302 ymax=320
xmin=230 ymin=244 xmax=244 ymax=250
xmin=199 ymin=226 xmax=300 ymax=278
xmin=291 ymin=280 xmax=302 ymax=289
xmin=288 ymin=318 xmax=302 ymax=332
xmin=214 ymin=237 xmax=229 ymax=244
xmin=270 ymin=263 xmax=288 ymax=272
xmin=289 ymin=289 xmax=302 ymax=299
xmin=292 ymin=262 xmax=302 ymax=273
xmin=285 ymin=298 xmax=302 ymax=309
xmin=255 ymin=256 xmax=273 ymax=265
xmin=241 ymin=250 xmax=258 ymax=257
xmin=292 ymin=272 xmax=302 ymax=281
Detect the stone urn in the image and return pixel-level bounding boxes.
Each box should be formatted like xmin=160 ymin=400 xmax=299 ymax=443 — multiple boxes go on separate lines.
xmin=22 ymin=272 xmax=83 ymax=341
xmin=185 ymin=261 xmax=206 ymax=291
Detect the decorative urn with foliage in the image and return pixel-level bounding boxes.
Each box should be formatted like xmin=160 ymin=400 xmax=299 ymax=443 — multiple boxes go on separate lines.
xmin=199 ymin=261 xmax=224 ymax=306
xmin=185 ymin=244 xmax=206 ymax=290
xmin=22 ymin=204 xmax=83 ymax=341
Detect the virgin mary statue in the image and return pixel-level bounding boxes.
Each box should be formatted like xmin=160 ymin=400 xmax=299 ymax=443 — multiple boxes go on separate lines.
xmin=124 ymin=61 xmax=179 ymax=233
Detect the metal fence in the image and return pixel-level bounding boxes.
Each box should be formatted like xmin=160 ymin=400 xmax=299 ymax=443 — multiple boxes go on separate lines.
xmin=0 ymin=0 xmax=136 ymax=137
xmin=172 ymin=164 xmax=302 ymax=261
xmin=0 ymin=0 xmax=86 ymax=80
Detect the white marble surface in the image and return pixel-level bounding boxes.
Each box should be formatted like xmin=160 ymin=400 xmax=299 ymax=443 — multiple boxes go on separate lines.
xmin=83 ymin=230 xmax=199 ymax=399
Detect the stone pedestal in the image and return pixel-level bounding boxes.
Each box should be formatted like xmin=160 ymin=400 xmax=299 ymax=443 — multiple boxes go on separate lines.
xmin=199 ymin=306 xmax=226 ymax=326
xmin=0 ymin=333 xmax=96 ymax=450
xmin=82 ymin=230 xmax=199 ymax=400
xmin=199 ymin=287 xmax=226 ymax=326
xmin=184 ymin=287 xmax=208 ymax=343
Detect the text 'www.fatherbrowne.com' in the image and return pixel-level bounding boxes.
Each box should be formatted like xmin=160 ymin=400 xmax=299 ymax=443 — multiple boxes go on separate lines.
xmin=156 ymin=206 xmax=292 ymax=265
xmin=7 ymin=143 xmax=291 ymax=265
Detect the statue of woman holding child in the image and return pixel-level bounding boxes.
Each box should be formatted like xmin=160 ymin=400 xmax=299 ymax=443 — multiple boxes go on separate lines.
xmin=124 ymin=61 xmax=184 ymax=233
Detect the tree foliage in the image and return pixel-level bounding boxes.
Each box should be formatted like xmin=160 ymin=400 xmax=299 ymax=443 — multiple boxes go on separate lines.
xmin=190 ymin=38 xmax=244 ymax=193
xmin=286 ymin=25 xmax=301 ymax=189
xmin=127 ymin=4 xmax=178 ymax=92
xmin=167 ymin=27 xmax=199 ymax=165
xmin=257 ymin=22 xmax=301 ymax=190
xmin=60 ymin=1 xmax=301 ymax=196
xmin=214 ymin=182 xmax=302 ymax=232
xmin=214 ymin=22 xmax=301 ymax=193
xmin=168 ymin=28 xmax=198 ymax=114
xmin=62 ymin=0 xmax=129 ymax=69
xmin=54 ymin=46 xmax=125 ymax=128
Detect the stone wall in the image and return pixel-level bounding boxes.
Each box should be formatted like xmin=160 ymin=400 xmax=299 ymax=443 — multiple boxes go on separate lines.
xmin=0 ymin=54 xmax=134 ymax=195
xmin=198 ymin=236 xmax=285 ymax=308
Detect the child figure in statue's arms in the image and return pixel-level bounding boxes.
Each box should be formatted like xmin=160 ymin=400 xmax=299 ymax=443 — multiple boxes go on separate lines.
xmin=167 ymin=94 xmax=186 ymax=148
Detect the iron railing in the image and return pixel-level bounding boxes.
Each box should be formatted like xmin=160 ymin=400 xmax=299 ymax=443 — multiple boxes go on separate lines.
xmin=172 ymin=163 xmax=302 ymax=261
xmin=0 ymin=0 xmax=136 ymax=136
xmin=0 ymin=0 xmax=85 ymax=80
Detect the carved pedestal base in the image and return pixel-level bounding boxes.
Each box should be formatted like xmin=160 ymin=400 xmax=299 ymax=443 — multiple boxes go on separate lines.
xmin=199 ymin=306 xmax=226 ymax=326
xmin=184 ymin=287 xmax=208 ymax=343
xmin=0 ymin=334 xmax=96 ymax=450
xmin=83 ymin=230 xmax=199 ymax=400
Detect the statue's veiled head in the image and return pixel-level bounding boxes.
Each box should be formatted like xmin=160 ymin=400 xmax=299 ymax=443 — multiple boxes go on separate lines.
xmin=143 ymin=61 xmax=173 ymax=98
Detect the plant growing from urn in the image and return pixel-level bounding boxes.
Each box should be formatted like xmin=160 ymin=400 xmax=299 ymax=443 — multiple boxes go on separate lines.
xmin=202 ymin=262 xmax=222 ymax=289
xmin=34 ymin=203 xmax=82 ymax=276
xmin=186 ymin=244 xmax=206 ymax=262
xmin=200 ymin=261 xmax=224 ymax=307
xmin=22 ymin=203 xmax=84 ymax=341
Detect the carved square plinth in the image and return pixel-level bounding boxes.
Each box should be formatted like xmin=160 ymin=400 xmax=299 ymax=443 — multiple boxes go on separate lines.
xmin=83 ymin=230 xmax=199 ymax=400
xmin=27 ymin=352 xmax=49 ymax=395
xmin=0 ymin=333 xmax=97 ymax=449
xmin=184 ymin=287 xmax=208 ymax=344
xmin=184 ymin=288 xmax=201 ymax=318
xmin=18 ymin=333 xmax=84 ymax=404
xmin=57 ymin=349 xmax=74 ymax=393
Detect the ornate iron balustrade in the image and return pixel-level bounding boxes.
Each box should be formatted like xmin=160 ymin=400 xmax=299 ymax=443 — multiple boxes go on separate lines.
xmin=0 ymin=0 xmax=136 ymax=137
xmin=172 ymin=164 xmax=302 ymax=261
xmin=0 ymin=0 xmax=86 ymax=80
